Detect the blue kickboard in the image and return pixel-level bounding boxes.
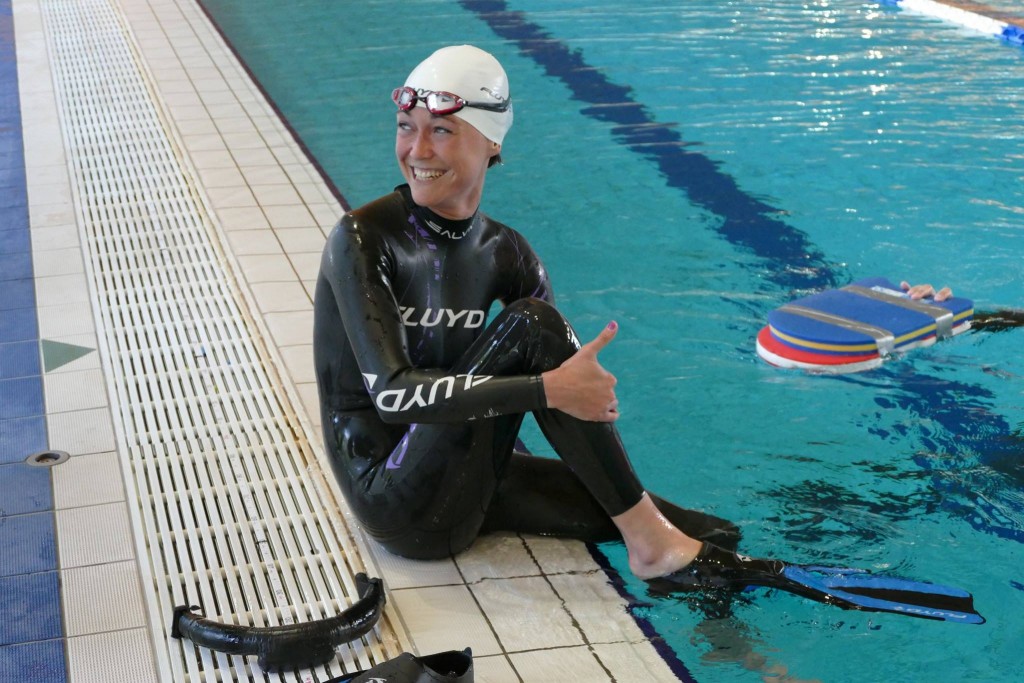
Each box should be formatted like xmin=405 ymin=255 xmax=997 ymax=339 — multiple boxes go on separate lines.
xmin=767 ymin=278 xmax=973 ymax=355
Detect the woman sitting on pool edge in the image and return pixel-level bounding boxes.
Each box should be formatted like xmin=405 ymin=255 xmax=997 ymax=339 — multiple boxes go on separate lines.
xmin=312 ymin=46 xmax=983 ymax=619
xmin=313 ymin=44 xmax=734 ymax=578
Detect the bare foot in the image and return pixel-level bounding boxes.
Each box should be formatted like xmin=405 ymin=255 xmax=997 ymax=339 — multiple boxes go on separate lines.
xmin=611 ymin=494 xmax=703 ymax=579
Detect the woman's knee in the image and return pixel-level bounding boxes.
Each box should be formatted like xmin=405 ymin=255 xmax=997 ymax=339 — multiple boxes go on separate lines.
xmin=499 ymin=298 xmax=580 ymax=363
xmin=503 ymin=297 xmax=560 ymax=322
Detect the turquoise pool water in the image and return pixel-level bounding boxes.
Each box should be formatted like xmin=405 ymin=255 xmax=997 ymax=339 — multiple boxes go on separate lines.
xmin=198 ymin=1 xmax=1024 ymax=680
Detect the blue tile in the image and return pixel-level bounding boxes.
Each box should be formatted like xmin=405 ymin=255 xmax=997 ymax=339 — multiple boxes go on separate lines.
xmin=0 ymin=210 xmax=27 ymax=232
xmin=0 ymin=152 xmax=24 ymax=170
xmin=0 ymin=572 xmax=63 ymax=646
xmin=0 ymin=132 xmax=23 ymax=151
xmin=0 ymin=165 xmax=26 ymax=178
xmin=0 ymin=341 xmax=40 ymax=380
xmin=0 ymin=255 xmax=32 ymax=282
xmin=0 ymin=178 xmax=27 ymax=198
xmin=0 ymin=175 xmax=27 ymax=194
xmin=0 ymin=462 xmax=52 ymax=515
xmin=0 ymin=225 xmax=30 ymax=251
xmin=0 ymin=512 xmax=56 ymax=576
xmin=0 ymin=307 xmax=37 ymax=343
xmin=0 ymin=415 xmax=47 ymax=465
xmin=0 ymin=376 xmax=44 ymax=419
xmin=0 ymin=181 xmax=25 ymax=197
xmin=0 ymin=278 xmax=34 ymax=310
xmin=0 ymin=640 xmax=67 ymax=682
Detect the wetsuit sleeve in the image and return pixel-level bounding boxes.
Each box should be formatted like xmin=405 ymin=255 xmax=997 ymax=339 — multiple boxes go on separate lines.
xmin=320 ymin=215 xmax=548 ymax=424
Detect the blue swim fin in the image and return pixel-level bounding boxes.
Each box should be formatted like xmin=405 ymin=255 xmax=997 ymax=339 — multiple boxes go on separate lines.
xmin=647 ymin=543 xmax=984 ymax=624
xmin=779 ymin=564 xmax=984 ymax=624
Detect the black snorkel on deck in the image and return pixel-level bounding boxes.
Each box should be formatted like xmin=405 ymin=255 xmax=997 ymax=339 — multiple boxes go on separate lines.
xmin=171 ymin=572 xmax=386 ymax=672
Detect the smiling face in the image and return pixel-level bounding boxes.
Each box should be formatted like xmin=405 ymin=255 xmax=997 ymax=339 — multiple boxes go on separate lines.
xmin=395 ymin=106 xmax=499 ymax=220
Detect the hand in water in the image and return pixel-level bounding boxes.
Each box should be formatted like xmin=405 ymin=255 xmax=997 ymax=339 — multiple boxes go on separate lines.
xmin=901 ymin=281 xmax=952 ymax=301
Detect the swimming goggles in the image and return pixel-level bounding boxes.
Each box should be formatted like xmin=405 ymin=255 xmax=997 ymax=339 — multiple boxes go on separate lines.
xmin=392 ymin=86 xmax=511 ymax=116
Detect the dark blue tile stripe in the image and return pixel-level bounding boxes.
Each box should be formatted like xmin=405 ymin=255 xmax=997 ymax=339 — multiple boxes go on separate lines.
xmin=0 ymin=0 xmax=66 ymax=673
xmin=0 ymin=639 xmax=67 ymax=680
xmin=0 ymin=572 xmax=64 ymax=645
xmin=0 ymin=340 xmax=41 ymax=381
xmin=0 ymin=416 xmax=47 ymax=466
xmin=0 ymin=512 xmax=58 ymax=576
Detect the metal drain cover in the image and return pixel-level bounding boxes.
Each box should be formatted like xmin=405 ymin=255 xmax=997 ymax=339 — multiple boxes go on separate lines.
xmin=25 ymin=450 xmax=71 ymax=467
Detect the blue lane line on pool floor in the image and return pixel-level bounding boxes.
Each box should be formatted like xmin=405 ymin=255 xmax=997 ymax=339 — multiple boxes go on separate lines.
xmin=0 ymin=0 xmax=68 ymax=678
xmin=459 ymin=0 xmax=841 ymax=294
xmin=461 ymin=0 xmax=1024 ymax=545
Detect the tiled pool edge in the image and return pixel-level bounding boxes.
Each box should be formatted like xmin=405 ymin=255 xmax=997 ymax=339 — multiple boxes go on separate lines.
xmin=8 ymin=0 xmax=162 ymax=679
xmin=1 ymin=0 xmax=67 ymax=677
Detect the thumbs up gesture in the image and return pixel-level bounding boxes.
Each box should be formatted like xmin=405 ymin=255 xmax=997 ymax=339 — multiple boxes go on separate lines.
xmin=542 ymin=322 xmax=620 ymax=422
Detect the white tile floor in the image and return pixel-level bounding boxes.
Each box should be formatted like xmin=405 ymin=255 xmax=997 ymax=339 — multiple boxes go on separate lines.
xmin=12 ymin=0 xmax=684 ymax=680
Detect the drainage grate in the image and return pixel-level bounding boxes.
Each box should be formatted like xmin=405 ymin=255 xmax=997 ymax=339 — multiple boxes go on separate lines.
xmin=40 ymin=0 xmax=395 ymax=680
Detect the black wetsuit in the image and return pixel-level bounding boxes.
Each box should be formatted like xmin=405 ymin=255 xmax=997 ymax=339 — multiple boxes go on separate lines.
xmin=314 ymin=185 xmax=737 ymax=559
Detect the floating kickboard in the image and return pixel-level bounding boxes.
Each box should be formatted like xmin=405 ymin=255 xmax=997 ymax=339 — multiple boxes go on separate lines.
xmin=758 ymin=278 xmax=973 ymax=372
xmin=756 ymin=326 xmax=883 ymax=374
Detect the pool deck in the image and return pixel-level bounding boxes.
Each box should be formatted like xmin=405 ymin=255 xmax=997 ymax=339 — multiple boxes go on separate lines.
xmin=4 ymin=0 xmax=1019 ymax=681
xmin=2 ymin=0 xmax=681 ymax=681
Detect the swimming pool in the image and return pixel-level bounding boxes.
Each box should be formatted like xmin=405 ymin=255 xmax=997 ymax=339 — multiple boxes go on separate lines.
xmin=198 ymin=0 xmax=1023 ymax=680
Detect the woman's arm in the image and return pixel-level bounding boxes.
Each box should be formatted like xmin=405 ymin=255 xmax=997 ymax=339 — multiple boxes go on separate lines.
xmin=320 ymin=216 xmax=546 ymax=424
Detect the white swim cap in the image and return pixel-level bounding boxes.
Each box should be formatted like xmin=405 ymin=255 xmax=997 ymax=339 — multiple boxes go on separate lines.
xmin=402 ymin=45 xmax=513 ymax=145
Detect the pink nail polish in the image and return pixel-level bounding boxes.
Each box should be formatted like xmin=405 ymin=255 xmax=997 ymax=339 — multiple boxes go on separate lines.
xmin=607 ymin=321 xmax=617 ymax=331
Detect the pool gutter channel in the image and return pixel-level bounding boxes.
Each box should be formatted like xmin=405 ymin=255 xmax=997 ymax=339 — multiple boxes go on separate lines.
xmin=35 ymin=0 xmax=402 ymax=679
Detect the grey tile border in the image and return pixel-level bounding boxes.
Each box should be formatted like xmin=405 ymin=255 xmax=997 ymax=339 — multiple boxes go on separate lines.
xmin=250 ymin=280 xmax=312 ymax=313
xmin=509 ymin=646 xmax=613 ymax=682
xmin=263 ymin=310 xmax=314 ymax=347
xmin=44 ymin=367 xmax=108 ymax=413
xmin=593 ymin=641 xmax=688 ymax=683
xmin=277 ymin=344 xmax=316 ymax=384
xmin=225 ymin=229 xmax=283 ymax=256
xmin=389 ymin=584 xmax=503 ymax=657
xmin=365 ymin=543 xmax=464 ymax=591
xmin=547 ymin=572 xmax=646 ymax=645
xmin=53 ymin=451 xmax=126 ymax=509
xmin=455 ymin=534 xmax=540 ymax=584
xmin=471 ymin=577 xmax=584 ymax=652
xmin=47 ymin=407 xmax=117 ymax=457
xmin=29 ymin=224 xmax=82 ymax=252
xmin=34 ymin=273 xmax=92 ymax=306
xmin=61 ymin=561 xmax=148 ymax=636
xmin=56 ymin=502 xmax=136 ymax=568
xmin=66 ymin=628 xmax=159 ymax=683
xmin=31 ymin=246 xmax=86 ymax=278
xmin=273 ymin=226 xmax=327 ymax=253
xmin=526 ymin=535 xmax=606 ymax=575
xmin=36 ymin=303 xmax=97 ymax=338
xmin=473 ymin=654 xmax=521 ymax=683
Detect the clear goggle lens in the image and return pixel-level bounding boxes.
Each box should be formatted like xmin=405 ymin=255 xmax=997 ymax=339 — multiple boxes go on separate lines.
xmin=392 ymin=86 xmax=509 ymax=115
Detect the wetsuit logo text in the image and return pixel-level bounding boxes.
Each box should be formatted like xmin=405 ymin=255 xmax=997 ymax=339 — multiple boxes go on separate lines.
xmin=400 ymin=306 xmax=486 ymax=329
xmin=364 ymin=373 xmax=493 ymax=413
